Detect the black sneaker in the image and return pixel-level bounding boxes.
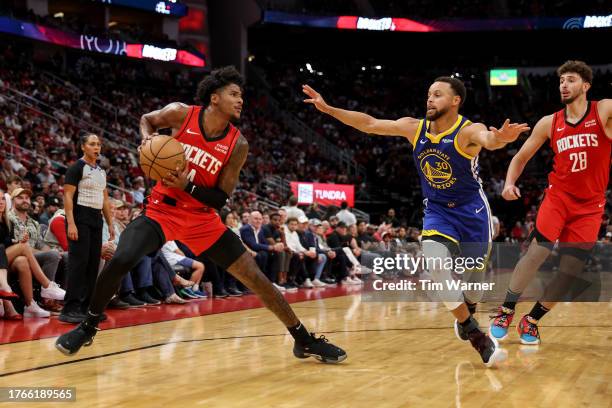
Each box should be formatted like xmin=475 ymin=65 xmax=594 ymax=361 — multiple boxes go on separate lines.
xmin=293 ymin=333 xmax=347 ymax=364
xmin=214 ymin=288 xmax=229 ymax=298
xmin=135 ymin=291 xmax=161 ymax=305
xmin=55 ymin=321 xmax=99 ymax=356
xmin=322 ymin=278 xmax=336 ymax=285
xmin=454 ymin=316 xmax=480 ymax=342
xmin=468 ymin=329 xmax=501 ymax=368
xmin=59 ymin=311 xmax=87 ymax=324
xmin=227 ymin=287 xmax=243 ymax=297
xmin=121 ymin=294 xmax=146 ymax=307
xmin=108 ymin=297 xmax=130 ymax=309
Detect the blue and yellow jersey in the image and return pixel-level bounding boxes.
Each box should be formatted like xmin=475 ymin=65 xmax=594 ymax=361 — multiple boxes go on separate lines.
xmin=412 ymin=115 xmax=482 ymax=206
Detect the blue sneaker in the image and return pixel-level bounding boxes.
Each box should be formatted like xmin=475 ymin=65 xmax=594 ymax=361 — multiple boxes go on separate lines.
xmin=178 ymin=288 xmax=198 ymax=299
xmin=489 ymin=306 xmax=514 ymax=341
xmin=192 ymin=289 xmax=208 ymax=298
xmin=517 ymin=315 xmax=541 ymax=345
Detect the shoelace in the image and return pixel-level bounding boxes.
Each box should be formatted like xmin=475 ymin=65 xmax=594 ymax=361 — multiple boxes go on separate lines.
xmin=489 ymin=308 xmax=512 ymax=326
xmin=311 ymin=333 xmax=329 ymax=343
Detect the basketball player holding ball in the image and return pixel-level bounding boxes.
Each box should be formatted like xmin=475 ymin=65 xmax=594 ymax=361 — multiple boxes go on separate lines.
xmin=56 ymin=66 xmax=346 ymax=363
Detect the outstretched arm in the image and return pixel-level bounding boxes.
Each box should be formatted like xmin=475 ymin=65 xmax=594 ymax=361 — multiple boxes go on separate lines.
xmin=465 ymin=119 xmax=531 ymax=151
xmin=302 ymin=85 xmax=420 ymax=144
xmin=502 ymin=115 xmax=552 ymax=200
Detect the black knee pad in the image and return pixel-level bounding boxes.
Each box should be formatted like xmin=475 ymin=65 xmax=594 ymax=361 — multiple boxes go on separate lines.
xmin=201 ymin=229 xmax=247 ymax=270
xmin=528 ymin=228 xmax=555 ymax=250
xmin=559 ymin=246 xmax=591 ymax=262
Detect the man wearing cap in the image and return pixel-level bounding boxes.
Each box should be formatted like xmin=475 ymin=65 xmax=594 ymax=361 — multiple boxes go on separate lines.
xmin=39 ymin=197 xmax=61 ymax=226
xmin=298 ymin=218 xmax=330 ymax=288
xmin=9 ymin=187 xmax=66 ymax=300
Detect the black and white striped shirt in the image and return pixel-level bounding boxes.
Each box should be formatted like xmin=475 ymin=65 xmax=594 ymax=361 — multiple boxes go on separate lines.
xmin=65 ymin=159 xmax=107 ymax=210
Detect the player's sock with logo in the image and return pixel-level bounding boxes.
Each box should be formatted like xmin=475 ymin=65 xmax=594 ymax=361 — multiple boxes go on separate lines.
xmin=288 ymin=322 xmax=313 ymax=345
xmin=527 ymin=302 xmax=549 ymax=322
xmin=502 ymin=289 xmax=521 ymax=311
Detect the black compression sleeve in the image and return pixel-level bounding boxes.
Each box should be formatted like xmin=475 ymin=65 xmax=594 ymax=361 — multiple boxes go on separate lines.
xmin=184 ymin=182 xmax=229 ymax=211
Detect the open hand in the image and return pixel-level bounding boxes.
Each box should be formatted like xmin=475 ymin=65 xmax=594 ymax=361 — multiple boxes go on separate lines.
xmin=302 ymin=85 xmax=331 ymax=113
xmin=490 ymin=119 xmax=530 ymax=143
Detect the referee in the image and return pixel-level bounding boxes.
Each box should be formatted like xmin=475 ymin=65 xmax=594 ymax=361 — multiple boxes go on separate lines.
xmin=59 ymin=134 xmax=114 ymax=323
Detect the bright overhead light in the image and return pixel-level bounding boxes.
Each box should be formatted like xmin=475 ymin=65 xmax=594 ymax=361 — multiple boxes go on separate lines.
xmin=361 ymin=66 xmax=366 ymax=71
xmin=374 ymin=65 xmax=382 ymax=70
xmin=108 ymin=21 xmax=118 ymax=27
xmin=53 ymin=12 xmax=64 ymax=18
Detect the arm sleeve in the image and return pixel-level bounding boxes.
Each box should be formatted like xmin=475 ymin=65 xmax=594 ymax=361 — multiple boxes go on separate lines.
xmin=50 ymin=216 xmax=68 ymax=251
xmin=184 ymin=182 xmax=228 ymax=211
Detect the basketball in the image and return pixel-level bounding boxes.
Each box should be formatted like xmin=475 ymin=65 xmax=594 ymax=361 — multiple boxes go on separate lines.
xmin=139 ymin=135 xmax=186 ymax=181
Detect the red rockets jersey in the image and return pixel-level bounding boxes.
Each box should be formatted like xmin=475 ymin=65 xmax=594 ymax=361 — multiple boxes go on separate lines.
xmin=152 ymin=105 xmax=241 ymax=210
xmin=548 ymin=101 xmax=610 ymax=201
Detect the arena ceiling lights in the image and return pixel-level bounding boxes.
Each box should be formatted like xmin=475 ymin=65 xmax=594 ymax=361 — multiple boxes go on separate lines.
xmin=263 ymin=11 xmax=612 ymax=32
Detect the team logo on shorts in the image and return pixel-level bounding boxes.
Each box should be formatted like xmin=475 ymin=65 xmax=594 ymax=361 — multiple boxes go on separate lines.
xmin=417 ymin=149 xmax=457 ymax=189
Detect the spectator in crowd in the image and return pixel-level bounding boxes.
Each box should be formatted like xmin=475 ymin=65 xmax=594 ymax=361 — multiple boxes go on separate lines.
xmin=324 ymin=221 xmax=357 ymax=285
xmin=240 ymin=210 xmax=282 ymax=286
xmin=37 ymin=164 xmax=56 ymax=185
xmin=283 ymin=217 xmax=314 ymax=291
xmin=240 ymin=211 xmax=250 ymax=228
xmin=131 ymin=176 xmax=146 ymax=205
xmin=60 ymin=134 xmax=114 ymax=323
xmin=261 ymin=212 xmax=288 ymax=292
xmin=282 ymin=196 xmax=306 ymax=220
xmin=336 ymin=201 xmax=357 ymax=227
xmin=161 ymin=241 xmax=207 ymax=299
xmin=356 ymin=220 xmax=377 ymax=250
xmin=306 ymin=203 xmax=323 ymax=220
xmin=224 ymin=211 xmax=241 ymax=236
xmin=3 ymin=175 xmax=21 ymax=212
xmin=312 ymin=220 xmax=339 ymax=285
xmin=38 ymin=196 xmax=61 ymax=226
xmin=0 ymin=160 xmax=14 ymax=182
xmin=0 ymin=189 xmax=64 ymax=317
xmin=9 ymin=187 xmax=66 ymax=296
xmin=298 ymin=217 xmax=329 ymax=287
xmin=104 ymin=199 xmax=160 ymax=307
xmin=382 ymin=208 xmax=400 ymax=227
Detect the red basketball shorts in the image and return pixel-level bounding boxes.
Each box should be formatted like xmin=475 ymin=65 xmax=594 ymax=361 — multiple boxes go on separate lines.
xmin=535 ymin=186 xmax=605 ymax=244
xmin=144 ymin=200 xmax=227 ymax=254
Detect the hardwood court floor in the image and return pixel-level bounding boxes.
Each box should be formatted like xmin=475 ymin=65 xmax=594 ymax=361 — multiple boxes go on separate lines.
xmin=0 ymin=293 xmax=609 ymax=407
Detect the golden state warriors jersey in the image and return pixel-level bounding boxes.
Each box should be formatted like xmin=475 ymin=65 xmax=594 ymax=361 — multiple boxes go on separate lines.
xmin=413 ymin=115 xmax=482 ymax=206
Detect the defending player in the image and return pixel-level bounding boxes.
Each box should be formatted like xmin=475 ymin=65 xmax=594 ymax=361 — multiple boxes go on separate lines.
xmin=303 ymin=77 xmax=529 ymax=367
xmin=56 ymin=66 xmax=346 ymax=364
xmin=490 ymin=61 xmax=611 ymax=345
